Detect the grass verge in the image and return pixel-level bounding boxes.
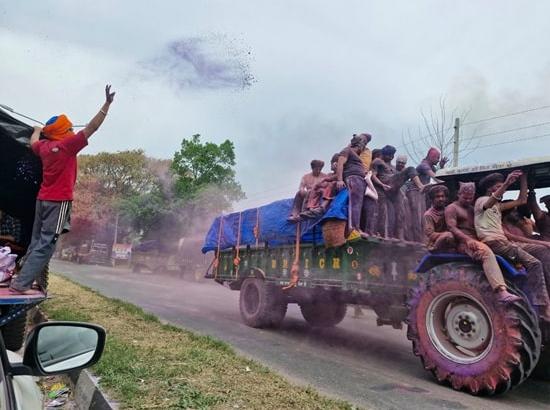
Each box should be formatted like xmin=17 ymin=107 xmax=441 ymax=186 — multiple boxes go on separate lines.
xmin=42 ymin=274 xmax=357 ymax=410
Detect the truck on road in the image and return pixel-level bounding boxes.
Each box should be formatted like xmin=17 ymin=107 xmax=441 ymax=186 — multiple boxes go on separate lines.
xmin=203 ymin=157 xmax=550 ymax=396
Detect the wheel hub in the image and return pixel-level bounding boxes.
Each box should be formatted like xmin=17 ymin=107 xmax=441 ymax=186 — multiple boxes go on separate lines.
xmin=446 ymin=303 xmax=490 ymax=350
xmin=427 ymin=292 xmax=493 ymax=364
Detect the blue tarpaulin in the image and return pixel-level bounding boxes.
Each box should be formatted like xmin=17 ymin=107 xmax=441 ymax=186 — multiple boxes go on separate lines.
xmin=201 ymin=189 xmax=350 ymax=253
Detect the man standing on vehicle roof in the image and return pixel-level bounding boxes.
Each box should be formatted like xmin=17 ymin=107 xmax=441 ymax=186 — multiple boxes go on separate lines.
xmin=10 ymin=85 xmax=116 ymax=294
xmin=474 ymin=171 xmax=550 ymax=319
xmin=371 ymin=145 xmax=424 ymax=238
xmin=445 ymin=182 xmax=520 ymax=304
xmin=528 ymin=191 xmax=550 ymax=241
xmin=407 ymin=147 xmax=448 ymax=242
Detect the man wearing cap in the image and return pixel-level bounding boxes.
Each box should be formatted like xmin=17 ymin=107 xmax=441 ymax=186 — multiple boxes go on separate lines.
xmin=288 ymin=159 xmax=327 ymax=222
xmin=407 ymin=147 xmax=448 ymax=242
xmin=10 ymin=85 xmax=115 ymax=294
xmin=528 ymin=191 xmax=550 ymax=241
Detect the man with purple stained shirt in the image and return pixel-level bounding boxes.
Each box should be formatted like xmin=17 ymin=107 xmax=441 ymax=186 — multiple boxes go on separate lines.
xmin=371 ymin=146 xmax=424 ymax=238
xmin=335 ymin=135 xmax=368 ymax=237
xmin=445 ymin=181 xmax=520 ymax=304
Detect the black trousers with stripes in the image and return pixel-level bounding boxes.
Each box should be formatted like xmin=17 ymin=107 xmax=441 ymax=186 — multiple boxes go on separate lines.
xmin=11 ymin=200 xmax=71 ymax=291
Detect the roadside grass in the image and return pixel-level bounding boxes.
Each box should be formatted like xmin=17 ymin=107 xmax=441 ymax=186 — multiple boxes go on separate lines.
xmin=42 ymin=274 xmax=357 ymax=410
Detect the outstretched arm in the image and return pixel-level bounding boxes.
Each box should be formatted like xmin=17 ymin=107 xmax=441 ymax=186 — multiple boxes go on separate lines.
xmin=483 ymin=170 xmax=522 ymax=210
xmin=83 ymin=85 xmax=115 ymax=139
xmin=29 ymin=126 xmax=42 ymax=145
xmin=500 ymin=173 xmax=528 ymax=212
xmin=528 ymin=190 xmax=545 ymax=221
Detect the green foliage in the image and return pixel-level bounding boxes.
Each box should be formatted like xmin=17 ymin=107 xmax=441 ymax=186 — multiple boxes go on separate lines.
xmin=79 ymin=150 xmax=156 ymax=198
xmin=171 ymin=134 xmax=245 ymax=207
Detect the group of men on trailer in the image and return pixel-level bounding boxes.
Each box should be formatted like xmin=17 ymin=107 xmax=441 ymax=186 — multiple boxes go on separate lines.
xmin=288 ymin=133 xmax=550 ymax=322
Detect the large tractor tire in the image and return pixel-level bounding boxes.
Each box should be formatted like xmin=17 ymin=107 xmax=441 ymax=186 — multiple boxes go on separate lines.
xmin=1 ymin=312 xmax=28 ymax=351
xmin=300 ymin=300 xmax=347 ymax=327
xmin=407 ymin=262 xmax=541 ymax=395
xmin=239 ymin=278 xmax=287 ymax=328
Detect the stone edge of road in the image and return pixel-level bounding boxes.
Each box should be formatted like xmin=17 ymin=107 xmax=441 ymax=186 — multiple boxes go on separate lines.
xmin=30 ymin=307 xmax=118 ymax=410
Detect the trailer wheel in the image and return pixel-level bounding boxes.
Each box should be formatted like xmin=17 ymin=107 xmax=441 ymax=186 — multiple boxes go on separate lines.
xmin=1 ymin=312 xmax=28 ymax=351
xmin=407 ymin=263 xmax=541 ymax=395
xmin=239 ymin=278 xmax=287 ymax=328
xmin=300 ymin=301 xmax=347 ymax=327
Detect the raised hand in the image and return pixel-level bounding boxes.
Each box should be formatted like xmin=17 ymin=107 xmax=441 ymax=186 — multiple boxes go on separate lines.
xmin=105 ymin=84 xmax=116 ymax=104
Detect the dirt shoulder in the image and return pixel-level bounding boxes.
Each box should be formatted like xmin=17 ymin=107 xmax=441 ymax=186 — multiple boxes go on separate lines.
xmin=42 ymin=274 xmax=357 ymax=409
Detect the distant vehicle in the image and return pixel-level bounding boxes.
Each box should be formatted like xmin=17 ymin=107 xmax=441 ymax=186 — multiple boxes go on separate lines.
xmin=131 ymin=240 xmax=184 ymax=276
xmin=204 ymin=157 xmax=550 ymax=396
xmin=76 ymin=242 xmax=110 ymax=265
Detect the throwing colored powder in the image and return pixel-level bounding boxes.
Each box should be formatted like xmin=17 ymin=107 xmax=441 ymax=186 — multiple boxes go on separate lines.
xmin=143 ymin=35 xmax=255 ymax=91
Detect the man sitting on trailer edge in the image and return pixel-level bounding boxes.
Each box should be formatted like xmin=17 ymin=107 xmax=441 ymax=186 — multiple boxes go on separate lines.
xmin=423 ymin=185 xmax=455 ymax=252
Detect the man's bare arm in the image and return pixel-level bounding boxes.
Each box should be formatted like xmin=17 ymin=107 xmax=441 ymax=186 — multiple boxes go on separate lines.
xmin=335 ymin=155 xmax=347 ymax=190
xmin=82 ymin=85 xmax=115 ymax=140
xmin=503 ymin=224 xmax=550 ymax=247
xmin=483 ymin=170 xmax=522 ymax=210
xmin=29 ymin=126 xmax=42 ymax=145
xmin=528 ymin=191 xmax=545 ymax=221
xmin=500 ymin=173 xmax=528 ymax=212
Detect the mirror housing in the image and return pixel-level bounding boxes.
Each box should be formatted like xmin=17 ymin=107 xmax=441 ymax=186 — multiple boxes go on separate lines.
xmin=11 ymin=322 xmax=106 ymax=377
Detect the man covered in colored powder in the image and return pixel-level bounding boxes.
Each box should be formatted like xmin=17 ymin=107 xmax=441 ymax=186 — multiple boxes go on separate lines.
xmin=423 ymin=185 xmax=455 ymax=252
xmin=300 ymin=153 xmax=342 ymax=219
xmin=335 ymin=134 xmax=368 ymax=237
xmin=371 ymin=145 xmax=424 ymax=238
xmin=407 ymin=147 xmax=448 ymax=242
xmin=10 ymin=85 xmax=116 ymax=294
xmin=287 ymin=159 xmax=326 ymax=222
xmin=528 ymin=191 xmax=550 ymax=241
xmin=473 ymin=172 xmax=550 ymax=313
xmin=444 ymin=182 xmax=520 ymax=303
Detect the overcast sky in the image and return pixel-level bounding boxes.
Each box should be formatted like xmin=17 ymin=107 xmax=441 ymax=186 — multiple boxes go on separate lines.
xmin=2 ymin=1 xmax=550 ymax=209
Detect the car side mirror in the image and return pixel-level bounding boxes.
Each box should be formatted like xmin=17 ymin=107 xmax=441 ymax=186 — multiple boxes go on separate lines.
xmin=13 ymin=322 xmax=106 ymax=376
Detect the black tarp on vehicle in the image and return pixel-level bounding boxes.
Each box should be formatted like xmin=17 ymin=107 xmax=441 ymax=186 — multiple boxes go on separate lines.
xmin=0 ymin=109 xmax=42 ymax=247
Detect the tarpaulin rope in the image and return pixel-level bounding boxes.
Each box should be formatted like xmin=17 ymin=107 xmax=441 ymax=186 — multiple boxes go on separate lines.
xmin=283 ymin=222 xmax=301 ymax=290
xmin=213 ymin=216 xmax=224 ymax=279
xmin=233 ymin=212 xmax=242 ymax=277
xmin=254 ymin=207 xmax=260 ymax=248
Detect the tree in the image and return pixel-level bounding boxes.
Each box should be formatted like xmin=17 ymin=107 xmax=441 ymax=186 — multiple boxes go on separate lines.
xmin=171 ymin=134 xmax=245 ymax=210
xmin=402 ymin=96 xmax=478 ymax=165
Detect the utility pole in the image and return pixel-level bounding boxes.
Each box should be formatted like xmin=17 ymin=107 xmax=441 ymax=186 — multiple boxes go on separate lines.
xmin=452 ymin=117 xmax=460 ymax=167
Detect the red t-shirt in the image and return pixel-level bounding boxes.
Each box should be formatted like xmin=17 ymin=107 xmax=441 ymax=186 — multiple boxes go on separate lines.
xmin=31 ymin=131 xmax=88 ymax=201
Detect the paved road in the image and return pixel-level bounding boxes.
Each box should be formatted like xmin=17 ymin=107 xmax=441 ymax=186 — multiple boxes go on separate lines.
xmin=51 ymin=260 xmax=550 ymax=410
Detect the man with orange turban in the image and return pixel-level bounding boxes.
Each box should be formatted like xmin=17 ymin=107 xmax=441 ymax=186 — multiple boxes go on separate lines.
xmin=10 ymin=85 xmax=116 ymax=294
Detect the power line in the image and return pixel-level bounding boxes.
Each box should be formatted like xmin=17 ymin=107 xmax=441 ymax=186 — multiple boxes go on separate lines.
xmin=459 ymin=131 xmax=550 ymax=152
xmin=462 ymin=120 xmax=550 ymax=142
xmin=399 ymin=103 xmax=550 ymax=149
xmin=461 ymin=104 xmax=550 ymax=127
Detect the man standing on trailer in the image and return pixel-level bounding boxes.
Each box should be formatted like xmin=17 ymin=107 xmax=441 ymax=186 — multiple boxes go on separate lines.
xmin=10 ymin=85 xmax=116 ymax=294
